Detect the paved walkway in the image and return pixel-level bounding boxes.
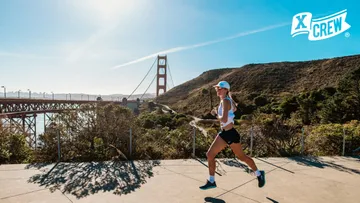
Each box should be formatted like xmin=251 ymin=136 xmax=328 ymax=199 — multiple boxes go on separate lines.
xmin=1 ymin=156 xmax=360 ymax=203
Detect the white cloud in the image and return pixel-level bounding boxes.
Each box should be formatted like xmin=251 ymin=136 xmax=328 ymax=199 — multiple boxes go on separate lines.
xmin=111 ymin=22 xmax=290 ymax=69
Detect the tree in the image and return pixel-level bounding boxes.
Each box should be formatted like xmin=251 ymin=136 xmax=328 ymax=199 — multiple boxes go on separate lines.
xmin=36 ymin=103 xmax=136 ymax=162
xmin=297 ymin=94 xmax=314 ymax=125
xmin=320 ymin=67 xmax=360 ymax=123
xmin=278 ymin=96 xmax=299 ymax=119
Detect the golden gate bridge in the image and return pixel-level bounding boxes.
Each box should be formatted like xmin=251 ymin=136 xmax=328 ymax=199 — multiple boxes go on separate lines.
xmin=0 ymin=55 xmax=175 ymax=149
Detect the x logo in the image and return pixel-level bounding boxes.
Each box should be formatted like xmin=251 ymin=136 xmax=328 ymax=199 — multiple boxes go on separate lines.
xmin=295 ymin=14 xmax=307 ymax=29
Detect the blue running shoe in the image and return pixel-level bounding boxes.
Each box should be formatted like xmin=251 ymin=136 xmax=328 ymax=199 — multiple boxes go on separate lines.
xmin=257 ymin=170 xmax=265 ymax=188
xmin=199 ymin=180 xmax=217 ymax=190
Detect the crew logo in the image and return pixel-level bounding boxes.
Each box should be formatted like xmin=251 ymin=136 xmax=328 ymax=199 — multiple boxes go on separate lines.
xmin=291 ymin=9 xmax=351 ymax=41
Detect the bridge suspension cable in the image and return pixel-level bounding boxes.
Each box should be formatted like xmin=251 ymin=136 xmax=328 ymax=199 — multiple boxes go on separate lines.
xmin=140 ymin=73 xmax=157 ymax=100
xmin=129 ymin=55 xmax=174 ymax=100
xmin=127 ymin=57 xmax=157 ymax=99
xmin=167 ymin=61 xmax=175 ymax=88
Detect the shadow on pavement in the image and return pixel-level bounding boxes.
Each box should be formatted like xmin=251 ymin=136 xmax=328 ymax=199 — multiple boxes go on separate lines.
xmin=266 ymin=197 xmax=279 ymax=203
xmin=288 ymin=156 xmax=360 ymax=175
xmin=255 ymin=158 xmax=294 ymax=174
xmin=193 ymin=157 xmax=223 ymax=176
xmin=27 ymin=160 xmax=160 ymax=199
xmin=204 ymin=197 xmax=226 ymax=203
xmin=220 ymin=159 xmax=252 ymax=174
xmin=25 ymin=163 xmax=52 ymax=169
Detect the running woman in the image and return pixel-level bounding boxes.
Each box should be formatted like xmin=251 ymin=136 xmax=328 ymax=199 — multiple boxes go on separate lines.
xmin=199 ymin=81 xmax=265 ymax=190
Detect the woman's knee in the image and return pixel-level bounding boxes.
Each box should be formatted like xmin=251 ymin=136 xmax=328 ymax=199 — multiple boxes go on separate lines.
xmin=206 ymin=150 xmax=216 ymax=160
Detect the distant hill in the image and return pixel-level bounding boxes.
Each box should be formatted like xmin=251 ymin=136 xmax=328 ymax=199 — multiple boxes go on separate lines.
xmin=155 ymin=54 xmax=360 ymax=117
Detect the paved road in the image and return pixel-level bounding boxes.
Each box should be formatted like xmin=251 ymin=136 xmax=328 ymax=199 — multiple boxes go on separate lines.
xmin=1 ymin=156 xmax=360 ymax=203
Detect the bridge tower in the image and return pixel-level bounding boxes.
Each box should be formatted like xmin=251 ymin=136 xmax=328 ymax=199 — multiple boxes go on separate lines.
xmin=156 ymin=55 xmax=167 ymax=96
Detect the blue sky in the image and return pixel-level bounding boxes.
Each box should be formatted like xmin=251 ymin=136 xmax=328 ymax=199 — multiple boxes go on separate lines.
xmin=0 ymin=0 xmax=359 ymax=96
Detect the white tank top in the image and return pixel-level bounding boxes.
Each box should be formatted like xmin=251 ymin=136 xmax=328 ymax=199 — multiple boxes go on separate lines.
xmin=217 ymin=97 xmax=235 ymax=128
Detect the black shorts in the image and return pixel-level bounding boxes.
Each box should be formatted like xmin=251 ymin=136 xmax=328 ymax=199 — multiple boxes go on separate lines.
xmin=218 ymin=128 xmax=241 ymax=145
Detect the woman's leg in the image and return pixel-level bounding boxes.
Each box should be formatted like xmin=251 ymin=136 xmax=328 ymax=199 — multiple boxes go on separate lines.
xmin=200 ymin=134 xmax=227 ymax=190
xmin=207 ymin=134 xmax=227 ymax=176
xmin=229 ymin=142 xmax=258 ymax=171
xmin=230 ymin=142 xmax=266 ymax=188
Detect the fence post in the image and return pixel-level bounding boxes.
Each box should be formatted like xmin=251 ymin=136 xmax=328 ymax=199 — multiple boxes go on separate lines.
xmin=57 ymin=128 xmax=61 ymax=162
xmin=250 ymin=126 xmax=253 ymax=157
xmin=342 ymin=127 xmax=346 ymax=156
xmin=301 ymin=127 xmax=304 ymax=155
xmin=129 ymin=128 xmax=132 ymax=158
xmin=192 ymin=127 xmax=196 ymax=157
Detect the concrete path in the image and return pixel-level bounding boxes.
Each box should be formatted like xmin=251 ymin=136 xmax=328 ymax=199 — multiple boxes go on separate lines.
xmin=1 ymin=156 xmax=360 ymax=203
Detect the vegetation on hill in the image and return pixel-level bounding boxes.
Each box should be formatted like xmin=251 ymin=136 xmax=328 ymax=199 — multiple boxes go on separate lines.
xmin=155 ymin=54 xmax=360 ymax=118
xmin=154 ymin=53 xmax=360 ymax=156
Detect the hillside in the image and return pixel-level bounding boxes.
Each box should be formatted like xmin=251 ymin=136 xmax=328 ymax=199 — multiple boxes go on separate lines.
xmin=155 ymin=54 xmax=360 ymax=117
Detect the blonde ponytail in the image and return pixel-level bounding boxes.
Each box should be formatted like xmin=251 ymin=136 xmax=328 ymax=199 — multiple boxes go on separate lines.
xmin=227 ymin=91 xmax=238 ymax=111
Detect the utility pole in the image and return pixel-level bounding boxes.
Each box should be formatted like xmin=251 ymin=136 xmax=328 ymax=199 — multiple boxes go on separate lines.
xmin=210 ymin=87 xmax=213 ymax=109
xmin=207 ymin=71 xmax=213 ymax=110
xmin=1 ymin=86 xmax=6 ymax=98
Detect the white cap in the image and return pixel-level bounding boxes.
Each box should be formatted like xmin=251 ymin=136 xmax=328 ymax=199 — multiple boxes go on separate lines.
xmin=213 ymin=81 xmax=230 ymax=90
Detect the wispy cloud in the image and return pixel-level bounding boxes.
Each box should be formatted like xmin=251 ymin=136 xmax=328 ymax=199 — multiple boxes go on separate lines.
xmin=111 ymin=22 xmax=290 ymax=69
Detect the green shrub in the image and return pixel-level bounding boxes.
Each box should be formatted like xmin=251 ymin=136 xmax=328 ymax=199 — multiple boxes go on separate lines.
xmin=240 ymin=115 xmax=250 ymax=120
xmin=254 ymin=95 xmax=268 ymax=107
xmin=176 ymin=117 xmax=190 ymax=126
xmin=0 ymin=132 xmax=33 ymax=164
xmin=278 ymin=96 xmax=299 ymax=119
xmin=202 ymin=88 xmax=209 ymax=95
xmin=307 ymin=124 xmax=344 ymax=156
xmin=134 ymin=125 xmax=196 ymax=159
xmin=247 ymin=93 xmax=260 ymax=101
xmin=249 ymin=113 xmax=302 ymax=157
xmin=206 ymin=128 xmax=218 ymax=136
xmin=0 ymin=132 xmax=11 ymax=163
xmin=306 ymin=121 xmax=360 ymax=156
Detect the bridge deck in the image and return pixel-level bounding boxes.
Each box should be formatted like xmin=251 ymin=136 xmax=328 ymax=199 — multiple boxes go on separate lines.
xmin=0 ymin=156 xmax=359 ymax=203
xmin=0 ymin=98 xmax=139 ymax=118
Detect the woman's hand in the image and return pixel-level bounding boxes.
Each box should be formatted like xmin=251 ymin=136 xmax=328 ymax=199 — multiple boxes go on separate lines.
xmin=211 ymin=107 xmax=217 ymax=116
